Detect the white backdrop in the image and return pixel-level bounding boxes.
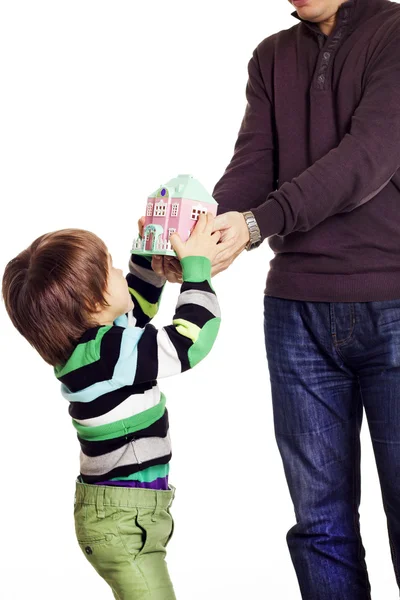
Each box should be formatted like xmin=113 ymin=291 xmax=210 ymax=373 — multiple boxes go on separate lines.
xmin=0 ymin=1 xmax=398 ymax=598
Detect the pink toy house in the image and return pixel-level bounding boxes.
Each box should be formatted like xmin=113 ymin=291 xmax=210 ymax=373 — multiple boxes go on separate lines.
xmin=132 ymin=174 xmax=218 ymax=257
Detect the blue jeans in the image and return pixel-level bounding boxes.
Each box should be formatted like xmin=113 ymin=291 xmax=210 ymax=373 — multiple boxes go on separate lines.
xmin=264 ymin=296 xmax=400 ymax=600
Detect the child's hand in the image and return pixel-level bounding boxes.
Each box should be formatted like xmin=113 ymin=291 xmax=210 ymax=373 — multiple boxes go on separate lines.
xmin=170 ymin=213 xmax=221 ymax=262
xmin=138 ymin=216 xmax=145 ymax=238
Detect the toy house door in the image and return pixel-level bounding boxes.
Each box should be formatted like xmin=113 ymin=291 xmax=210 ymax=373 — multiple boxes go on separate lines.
xmin=145 ymin=231 xmax=154 ymax=251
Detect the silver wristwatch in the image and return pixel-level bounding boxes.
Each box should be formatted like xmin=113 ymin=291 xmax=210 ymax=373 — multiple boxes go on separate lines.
xmin=242 ymin=211 xmax=262 ymax=251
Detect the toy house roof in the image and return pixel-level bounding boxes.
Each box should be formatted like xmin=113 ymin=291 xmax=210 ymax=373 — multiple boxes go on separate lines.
xmin=149 ymin=174 xmax=217 ymax=205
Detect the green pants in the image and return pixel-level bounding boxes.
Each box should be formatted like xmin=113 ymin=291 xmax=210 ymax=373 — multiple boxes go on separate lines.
xmin=74 ymin=481 xmax=176 ymax=600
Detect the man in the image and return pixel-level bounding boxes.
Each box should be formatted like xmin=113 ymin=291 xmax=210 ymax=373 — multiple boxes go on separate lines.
xmin=153 ymin=1 xmax=400 ymax=598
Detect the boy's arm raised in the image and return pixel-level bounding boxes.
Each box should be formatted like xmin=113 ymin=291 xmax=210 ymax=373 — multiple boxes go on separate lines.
xmin=132 ymin=255 xmax=220 ymax=383
xmin=126 ymin=253 xmax=166 ymax=328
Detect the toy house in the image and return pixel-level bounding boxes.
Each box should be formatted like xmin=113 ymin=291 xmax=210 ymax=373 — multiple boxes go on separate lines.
xmin=132 ymin=174 xmax=218 ymax=257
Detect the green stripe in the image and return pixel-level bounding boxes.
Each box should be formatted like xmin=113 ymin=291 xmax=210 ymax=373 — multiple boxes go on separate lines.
xmin=173 ymin=318 xmax=200 ymax=343
xmin=128 ymin=287 xmax=159 ymax=318
xmin=72 ymin=394 xmax=167 ymax=441
xmin=55 ymin=326 xmax=112 ymax=377
xmin=110 ymin=463 xmax=170 ymax=483
xmin=188 ymin=317 xmax=221 ymax=367
xmin=181 ymin=256 xmax=212 ymax=288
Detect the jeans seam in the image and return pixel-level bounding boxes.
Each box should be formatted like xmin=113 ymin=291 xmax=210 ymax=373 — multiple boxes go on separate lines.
xmin=351 ymin=389 xmax=371 ymax=595
xmin=332 ymin=303 xmax=356 ymax=346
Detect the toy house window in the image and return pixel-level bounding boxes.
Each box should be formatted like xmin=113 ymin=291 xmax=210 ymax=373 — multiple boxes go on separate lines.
xmin=154 ymin=203 xmax=167 ymax=217
xmin=168 ymin=228 xmax=176 ymax=238
xmin=191 ymin=207 xmax=207 ymax=220
xmin=171 ymin=203 xmax=179 ymax=217
xmin=146 ymin=203 xmax=153 ymax=216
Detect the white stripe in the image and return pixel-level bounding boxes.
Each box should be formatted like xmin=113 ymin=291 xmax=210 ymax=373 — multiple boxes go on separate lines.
xmin=157 ymin=328 xmax=182 ymax=378
xmin=80 ymin=431 xmax=171 ymax=477
xmin=176 ymin=289 xmax=220 ymax=318
xmin=73 ymin=385 xmax=162 ymax=427
xmin=127 ymin=311 xmax=136 ymax=327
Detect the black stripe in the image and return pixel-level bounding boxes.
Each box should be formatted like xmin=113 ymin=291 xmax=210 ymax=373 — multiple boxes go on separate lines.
xmin=78 ymin=410 xmax=169 ymax=456
xmin=133 ymin=325 xmax=158 ymax=384
xmin=164 ymin=325 xmax=191 ymax=372
xmin=80 ymin=453 xmax=172 ymax=483
xmin=181 ymin=281 xmax=215 ymax=295
xmin=77 ymin=326 xmax=102 ymax=343
xmin=130 ymin=254 xmax=153 ymax=270
xmin=59 ymin=327 xmax=123 ymax=392
xmin=126 ymin=272 xmax=163 ymax=304
xmin=69 ymin=381 xmax=156 ymax=420
xmin=174 ymin=303 xmax=216 ymax=328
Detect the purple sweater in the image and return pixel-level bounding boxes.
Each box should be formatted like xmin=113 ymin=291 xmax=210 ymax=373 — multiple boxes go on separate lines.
xmin=213 ymin=0 xmax=400 ymax=302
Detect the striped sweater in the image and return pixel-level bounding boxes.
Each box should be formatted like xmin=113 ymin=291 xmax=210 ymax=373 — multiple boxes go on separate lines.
xmin=54 ymin=254 xmax=221 ymax=488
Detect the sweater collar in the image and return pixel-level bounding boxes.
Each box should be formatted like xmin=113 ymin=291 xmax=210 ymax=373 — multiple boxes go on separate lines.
xmin=291 ymin=0 xmax=388 ymax=36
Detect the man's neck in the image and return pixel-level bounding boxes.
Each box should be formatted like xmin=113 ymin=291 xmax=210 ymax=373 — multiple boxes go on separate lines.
xmin=319 ymin=14 xmax=338 ymax=36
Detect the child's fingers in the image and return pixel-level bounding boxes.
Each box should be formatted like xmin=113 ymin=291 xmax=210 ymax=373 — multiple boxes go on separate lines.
xmin=169 ymin=232 xmax=184 ymax=258
xmin=138 ymin=216 xmax=146 ymax=237
xmin=193 ymin=213 xmax=207 ymax=234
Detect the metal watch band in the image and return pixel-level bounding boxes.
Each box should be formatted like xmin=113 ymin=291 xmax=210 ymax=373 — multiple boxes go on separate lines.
xmin=242 ymin=211 xmax=262 ymax=251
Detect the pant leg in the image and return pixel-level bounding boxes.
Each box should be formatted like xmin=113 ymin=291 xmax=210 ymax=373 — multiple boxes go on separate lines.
xmin=264 ymin=296 xmax=371 ymax=600
xmin=74 ymin=483 xmax=176 ymax=600
xmin=344 ymin=299 xmax=400 ymax=589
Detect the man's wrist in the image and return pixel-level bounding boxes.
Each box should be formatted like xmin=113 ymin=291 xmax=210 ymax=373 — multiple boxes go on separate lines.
xmin=242 ymin=211 xmax=262 ymax=250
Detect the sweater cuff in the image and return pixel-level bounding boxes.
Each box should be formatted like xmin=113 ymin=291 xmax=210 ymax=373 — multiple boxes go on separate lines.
xmin=180 ymin=256 xmax=212 ymax=283
xmin=251 ymin=198 xmax=285 ymax=241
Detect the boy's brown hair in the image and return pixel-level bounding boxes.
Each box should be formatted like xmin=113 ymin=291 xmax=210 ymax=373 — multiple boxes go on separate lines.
xmin=2 ymin=229 xmax=110 ymax=367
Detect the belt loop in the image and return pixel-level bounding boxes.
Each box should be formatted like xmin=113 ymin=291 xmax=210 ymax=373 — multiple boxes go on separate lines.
xmin=96 ymin=486 xmax=106 ymax=519
xmin=151 ymin=491 xmax=158 ymax=522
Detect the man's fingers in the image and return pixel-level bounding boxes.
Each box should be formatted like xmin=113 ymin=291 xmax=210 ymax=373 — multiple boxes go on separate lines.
xmin=211 ymin=258 xmax=232 ymax=277
xmin=211 ymin=213 xmax=230 ymax=232
xmin=211 ymin=230 xmax=221 ymax=243
xmin=151 ymin=255 xmax=164 ymax=275
xmin=215 ymin=238 xmax=237 ymax=257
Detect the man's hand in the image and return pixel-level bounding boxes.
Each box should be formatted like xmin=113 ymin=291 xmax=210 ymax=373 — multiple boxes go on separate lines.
xmin=151 ymin=255 xmax=183 ymax=283
xmin=211 ymin=211 xmax=250 ymax=276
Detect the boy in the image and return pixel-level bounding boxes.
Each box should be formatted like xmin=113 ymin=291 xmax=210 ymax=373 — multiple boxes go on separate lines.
xmin=2 ymin=213 xmax=222 ymax=599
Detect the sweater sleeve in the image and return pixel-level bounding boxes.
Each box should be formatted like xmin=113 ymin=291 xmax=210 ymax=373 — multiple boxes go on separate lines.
xmin=212 ymin=48 xmax=283 ymax=230
xmin=131 ymin=256 xmax=221 ymax=384
xmin=252 ymin=24 xmax=400 ymax=241
xmin=126 ymin=254 xmax=166 ymax=328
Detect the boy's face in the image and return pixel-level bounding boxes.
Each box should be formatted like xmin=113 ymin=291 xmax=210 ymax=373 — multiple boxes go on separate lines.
xmin=102 ymin=254 xmax=134 ymax=322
